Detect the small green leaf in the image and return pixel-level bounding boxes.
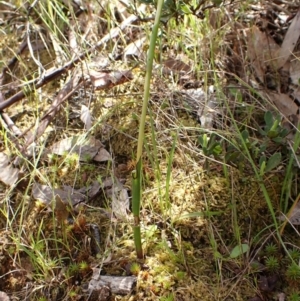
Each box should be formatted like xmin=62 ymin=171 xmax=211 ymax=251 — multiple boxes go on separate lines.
xmin=265 ymin=152 xmax=282 ymax=173
xmin=269 ymin=118 xmax=280 ymax=132
xmin=144 ymin=225 xmax=158 ymax=239
xmin=267 ymin=130 xmax=278 ymax=138
xmin=259 ymin=143 xmax=267 ymax=153
xmin=212 ymin=144 xmax=222 ymax=156
xmin=259 ymin=160 xmax=266 ymax=176
xmin=272 ymin=137 xmax=283 ymax=144
xmin=180 ymin=3 xmax=192 ymax=14
xmin=280 ymin=128 xmax=289 ymax=137
xmin=264 ymin=111 xmax=274 ymax=128
xmin=214 ymin=251 xmax=223 ymax=259
xmin=241 ymin=130 xmax=249 ymax=140
xmin=258 ymin=127 xmax=267 ymax=136
xmin=259 ymin=155 xmax=266 ymax=166
xmin=230 ymin=244 xmax=249 ymax=258
xmin=198 ymin=134 xmax=208 ymax=148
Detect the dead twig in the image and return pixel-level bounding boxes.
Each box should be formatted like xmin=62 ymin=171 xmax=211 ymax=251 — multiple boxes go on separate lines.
xmin=20 ymin=68 xmax=133 ymax=152
xmin=0 ymin=14 xmax=138 ymax=112
xmin=0 ymin=113 xmax=22 ymax=136
xmin=21 ymin=70 xmax=83 ymax=150
xmin=0 ymin=38 xmax=29 ymax=136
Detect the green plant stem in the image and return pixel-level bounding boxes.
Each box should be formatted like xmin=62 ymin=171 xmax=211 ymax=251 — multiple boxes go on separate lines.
xmin=132 ymin=0 xmax=163 ymax=259
xmin=136 ymin=1 xmax=163 ymax=160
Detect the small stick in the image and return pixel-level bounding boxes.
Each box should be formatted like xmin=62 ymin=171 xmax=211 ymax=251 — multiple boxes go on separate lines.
xmin=0 ymin=14 xmax=138 ymax=111
xmin=0 ymin=112 xmax=22 ymax=136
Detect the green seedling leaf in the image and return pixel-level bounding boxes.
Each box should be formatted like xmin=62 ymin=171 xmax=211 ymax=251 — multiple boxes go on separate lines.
xmin=269 ymin=117 xmax=280 ymax=132
xmin=214 ymin=251 xmax=223 ymax=259
xmin=265 ymin=152 xmax=282 ymax=173
xmin=267 ymin=130 xmax=278 ymax=138
xmin=272 ymin=137 xmax=283 ymax=144
xmin=264 ymin=111 xmax=274 ymax=128
xmin=258 ymin=127 xmax=267 ymax=136
xmin=162 ymin=0 xmax=176 ymax=16
xmin=259 ymin=159 xmax=266 ymax=176
xmin=199 ymin=133 xmax=222 ymax=157
xmin=259 ymin=143 xmax=267 ymax=153
xmin=230 ymin=244 xmax=249 ymax=258
xmin=266 ymin=117 xmax=281 ymax=138
xmin=199 ymin=134 xmax=208 ymax=148
xmin=241 ymin=130 xmax=249 ymax=140
xmin=280 ymin=128 xmax=289 ymax=137
xmin=179 ymin=3 xmax=192 ymax=14
xmin=212 ymin=144 xmax=222 ymax=156
xmin=144 ymin=225 xmax=158 ymax=239
xmin=259 ymin=155 xmax=266 ymax=166
xmin=207 ymin=142 xmax=218 ymax=152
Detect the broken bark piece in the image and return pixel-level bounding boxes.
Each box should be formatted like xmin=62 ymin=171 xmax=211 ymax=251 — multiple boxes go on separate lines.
xmin=88 ymin=285 xmax=111 ymax=301
xmin=88 ymin=269 xmax=137 ymax=295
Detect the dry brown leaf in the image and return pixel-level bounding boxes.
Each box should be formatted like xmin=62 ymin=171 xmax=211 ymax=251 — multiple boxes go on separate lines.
xmin=111 ymin=186 xmax=129 ymax=220
xmin=32 ymin=183 xmax=86 ymax=206
xmin=269 ymin=92 xmax=299 ymax=118
xmin=49 ymin=135 xmax=105 ymax=161
xmin=80 ymin=104 xmax=92 ymax=130
xmin=276 ymin=9 xmax=300 ymax=69
xmin=88 ymin=70 xmax=133 ymax=89
xmin=32 ymin=179 xmax=112 ymax=210
xmin=123 ymin=37 xmax=146 ymax=60
xmin=0 ymin=153 xmax=19 ymax=186
xmin=279 ymin=201 xmax=300 ymax=225
xmin=163 ymin=58 xmax=191 ymax=74
xmin=54 ymin=194 xmax=69 ymax=222
xmin=247 ymin=26 xmax=280 ymax=82
xmin=87 ymin=180 xmax=102 ymax=198
xmin=289 ymin=57 xmax=300 ymax=85
xmin=93 ymin=148 xmax=112 ymax=162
